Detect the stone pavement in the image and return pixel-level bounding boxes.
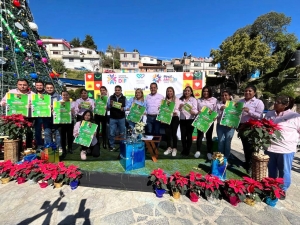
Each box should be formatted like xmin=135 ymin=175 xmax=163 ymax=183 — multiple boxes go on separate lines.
xmin=0 ymin=133 xmax=300 ymax=224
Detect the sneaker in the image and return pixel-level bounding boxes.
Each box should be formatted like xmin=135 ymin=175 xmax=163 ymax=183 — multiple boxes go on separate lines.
xmin=59 ymin=147 xmax=63 ymax=156
xmin=109 ymin=147 xmax=115 ymax=152
xmin=164 ymin=147 xmax=172 ymax=155
xmin=172 ymin=148 xmax=177 ymax=157
xmin=207 ymin=153 xmax=212 ymax=160
xmin=80 ymin=151 xmax=86 ymax=160
xmin=194 ymin=151 xmax=201 ymax=158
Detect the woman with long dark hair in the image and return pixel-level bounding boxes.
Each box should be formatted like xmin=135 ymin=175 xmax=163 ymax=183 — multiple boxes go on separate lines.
xmin=195 ymin=86 xmax=217 ymax=160
xmin=216 ymin=89 xmax=235 ymax=158
xmin=73 ymin=110 xmax=100 ymax=160
xmin=239 ymin=85 xmax=264 ymax=174
xmin=179 ymin=86 xmax=198 ymax=156
xmin=75 ymin=89 xmax=95 ymax=122
xmin=163 ymin=87 xmax=180 ymax=157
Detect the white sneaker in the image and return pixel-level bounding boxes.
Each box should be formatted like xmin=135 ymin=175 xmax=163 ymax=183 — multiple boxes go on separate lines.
xmin=207 ymin=153 xmax=212 ymax=160
xmin=172 ymin=148 xmax=177 ymax=157
xmin=81 ymin=151 xmax=87 ymax=160
xmin=194 ymin=151 xmax=201 ymax=158
xmin=164 ymin=147 xmax=172 ymax=155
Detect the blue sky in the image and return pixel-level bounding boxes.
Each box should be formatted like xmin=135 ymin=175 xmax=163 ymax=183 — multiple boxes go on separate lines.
xmin=29 ymin=0 xmax=300 ymax=60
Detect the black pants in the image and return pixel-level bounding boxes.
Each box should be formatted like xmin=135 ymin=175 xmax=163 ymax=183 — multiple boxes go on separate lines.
xmin=197 ymin=122 xmax=214 ymax=154
xmin=165 ymin=116 xmax=179 ymax=148
xmin=60 ymin=122 xmax=74 ymax=153
xmin=26 ymin=118 xmax=34 ymax=148
xmin=240 ymin=135 xmax=254 ymax=170
xmin=180 ymin=119 xmax=194 ymax=154
xmin=82 ymin=142 xmax=100 ymax=157
xmin=94 ymin=114 xmax=108 ymax=145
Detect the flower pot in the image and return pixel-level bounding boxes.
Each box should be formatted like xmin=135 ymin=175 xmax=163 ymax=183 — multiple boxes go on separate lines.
xmin=54 ymin=182 xmax=63 ymax=188
xmin=244 ymin=198 xmax=256 ymax=206
xmin=17 ymin=177 xmax=26 ymax=184
xmin=154 ymin=187 xmax=166 ymax=198
xmin=190 ymin=192 xmax=199 ymax=202
xmin=38 ymin=181 xmax=48 ymax=188
xmin=70 ymin=180 xmax=79 ymax=190
xmin=172 ymin=191 xmax=180 ymax=199
xmin=1 ymin=177 xmax=11 ymax=184
xmin=228 ymin=195 xmax=240 ymax=206
xmin=265 ymin=197 xmax=278 ymax=207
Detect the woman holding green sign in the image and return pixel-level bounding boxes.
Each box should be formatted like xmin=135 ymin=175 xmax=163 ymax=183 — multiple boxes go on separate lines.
xmin=163 ymin=87 xmax=180 ymax=157
xmin=195 ymin=86 xmax=217 ymax=160
xmin=126 ymin=88 xmax=146 ymax=128
xmin=179 ymin=86 xmax=198 ymax=156
xmin=216 ymin=89 xmax=235 ymax=159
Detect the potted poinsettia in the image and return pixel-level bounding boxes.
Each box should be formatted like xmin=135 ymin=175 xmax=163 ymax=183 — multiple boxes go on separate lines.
xmin=64 ymin=164 xmax=83 ymax=190
xmin=200 ymin=174 xmax=224 ymax=204
xmin=148 ymin=168 xmax=168 ymax=198
xmin=0 ymin=160 xmax=15 ymax=184
xmin=243 ymin=176 xmax=263 ymax=206
xmin=168 ymin=171 xmax=188 ymax=199
xmin=187 ymin=171 xmax=203 ymax=202
xmin=224 ymin=179 xmax=246 ymax=206
xmin=10 ymin=161 xmax=32 ymax=184
xmin=238 ymin=118 xmax=282 ymax=180
xmin=261 ymin=177 xmax=285 ymax=207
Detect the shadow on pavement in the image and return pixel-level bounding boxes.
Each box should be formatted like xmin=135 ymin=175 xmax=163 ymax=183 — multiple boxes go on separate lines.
xmin=17 ymin=190 xmax=91 ymax=225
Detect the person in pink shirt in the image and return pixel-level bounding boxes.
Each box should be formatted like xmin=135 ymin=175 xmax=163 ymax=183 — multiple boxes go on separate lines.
xmin=179 ymin=86 xmax=198 ymax=156
xmin=195 ymin=86 xmax=217 ymax=160
xmin=163 ymin=87 xmax=180 ymax=157
xmin=239 ymin=85 xmax=264 ymax=174
xmin=145 ymin=83 xmax=164 ymax=136
xmin=265 ymin=96 xmax=300 ymax=198
xmin=75 ymin=89 xmax=95 ymax=122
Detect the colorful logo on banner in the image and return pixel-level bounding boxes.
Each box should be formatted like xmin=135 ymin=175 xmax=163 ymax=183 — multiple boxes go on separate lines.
xmin=85 ymin=72 xmax=204 ymax=99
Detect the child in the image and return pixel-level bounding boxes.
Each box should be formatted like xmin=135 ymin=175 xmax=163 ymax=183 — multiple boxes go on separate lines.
xmin=73 ymin=110 xmax=100 ymax=160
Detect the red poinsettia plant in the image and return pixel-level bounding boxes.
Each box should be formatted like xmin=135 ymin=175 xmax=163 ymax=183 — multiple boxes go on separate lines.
xmin=261 ymin=177 xmax=285 ymax=200
xmin=0 ymin=114 xmax=32 ymax=140
xmin=0 ymin=160 xmax=15 ymax=178
xmin=199 ymin=174 xmax=224 ymax=199
xmin=168 ymin=171 xmax=189 ymax=194
xmin=243 ymin=176 xmax=263 ymax=201
xmin=187 ymin=171 xmax=203 ymax=196
xmin=224 ymin=179 xmax=246 ymax=201
xmin=148 ymin=168 xmax=168 ymax=190
xmin=64 ymin=164 xmax=83 ymax=184
xmin=238 ymin=118 xmax=282 ymax=152
xmin=39 ymin=162 xmax=68 ymax=185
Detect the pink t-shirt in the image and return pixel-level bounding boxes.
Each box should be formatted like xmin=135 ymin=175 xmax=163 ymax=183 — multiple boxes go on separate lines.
xmin=239 ymin=97 xmax=264 ymax=123
xmin=145 ymin=93 xmax=164 ymax=115
xmin=73 ymin=121 xmax=98 ymax=146
xmin=197 ymin=97 xmax=217 ymax=112
xmin=179 ymin=97 xmax=198 ymax=120
xmin=75 ymin=98 xmax=95 ymax=116
xmin=265 ymin=109 xmax=300 ymax=154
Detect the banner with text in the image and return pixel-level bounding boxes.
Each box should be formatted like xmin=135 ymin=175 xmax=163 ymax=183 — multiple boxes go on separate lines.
xmin=84 ymin=72 xmax=205 ymax=99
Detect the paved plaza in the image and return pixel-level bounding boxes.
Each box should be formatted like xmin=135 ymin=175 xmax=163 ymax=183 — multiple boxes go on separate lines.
xmin=0 ymin=133 xmax=300 ymax=224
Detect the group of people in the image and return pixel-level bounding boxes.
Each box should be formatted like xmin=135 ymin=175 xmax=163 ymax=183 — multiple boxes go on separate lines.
xmin=1 ymin=79 xmax=299 ymax=195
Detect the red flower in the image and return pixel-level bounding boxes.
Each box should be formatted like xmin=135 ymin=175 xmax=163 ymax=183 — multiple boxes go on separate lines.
xmin=243 ymin=176 xmax=263 ymax=193
xmin=226 ymin=179 xmax=246 ymax=195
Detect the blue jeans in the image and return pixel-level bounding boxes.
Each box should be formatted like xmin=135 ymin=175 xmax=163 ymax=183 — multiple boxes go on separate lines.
xmin=34 ymin=118 xmax=43 ymax=146
xmin=109 ymin=118 xmax=125 ymax=148
xmin=146 ymin=115 xmax=161 ymax=135
xmin=265 ymin=151 xmax=295 ymax=191
xmin=43 ymin=118 xmax=61 ymax=148
xmin=217 ymin=124 xmax=235 ymax=158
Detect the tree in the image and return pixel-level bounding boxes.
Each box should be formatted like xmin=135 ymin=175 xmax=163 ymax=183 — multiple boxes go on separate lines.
xmin=81 ymin=35 xmax=97 ymax=49
xmin=0 ymin=0 xmax=63 ymax=97
xmin=69 ymin=37 xmax=81 ymax=47
xmin=251 ymin=12 xmax=292 ymax=49
xmin=102 ymin=45 xmax=125 ymax=69
xmin=210 ymin=33 xmax=278 ymax=88
xmin=50 ymin=59 xmax=67 ymax=74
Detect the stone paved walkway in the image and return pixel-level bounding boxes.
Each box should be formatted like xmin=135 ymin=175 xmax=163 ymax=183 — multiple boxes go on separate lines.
xmin=0 ymin=130 xmax=300 ymax=224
